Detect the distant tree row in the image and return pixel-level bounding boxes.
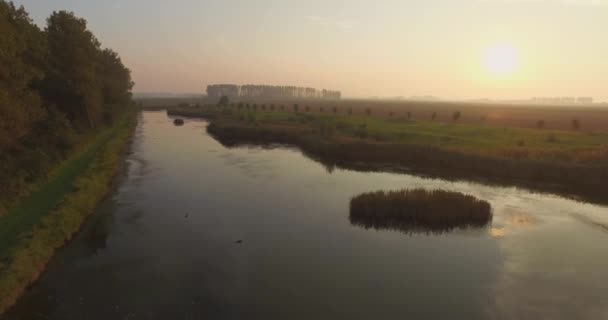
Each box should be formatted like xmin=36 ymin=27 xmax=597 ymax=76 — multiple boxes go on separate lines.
xmin=0 ymin=1 xmax=133 ymax=211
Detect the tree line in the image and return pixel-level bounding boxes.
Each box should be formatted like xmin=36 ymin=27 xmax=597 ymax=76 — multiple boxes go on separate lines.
xmin=0 ymin=1 xmax=133 ymax=213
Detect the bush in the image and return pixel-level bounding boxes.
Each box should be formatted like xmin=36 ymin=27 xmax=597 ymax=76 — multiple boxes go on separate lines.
xmin=431 ymin=112 xmax=437 ymax=120
xmin=453 ymin=111 xmax=461 ymax=121
xmin=572 ymin=119 xmax=581 ymax=130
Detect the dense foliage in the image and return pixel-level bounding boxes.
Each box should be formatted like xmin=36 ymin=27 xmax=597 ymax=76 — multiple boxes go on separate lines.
xmin=0 ymin=1 xmax=133 ymax=214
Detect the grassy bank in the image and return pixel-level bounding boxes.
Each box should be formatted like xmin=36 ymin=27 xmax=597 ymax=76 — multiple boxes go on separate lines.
xmin=194 ymin=107 xmax=608 ymax=204
xmin=350 ymin=189 xmax=492 ymax=234
xmin=0 ymin=111 xmax=137 ymax=314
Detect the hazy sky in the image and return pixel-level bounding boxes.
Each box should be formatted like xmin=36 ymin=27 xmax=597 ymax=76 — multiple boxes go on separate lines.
xmin=13 ymin=0 xmax=608 ymax=100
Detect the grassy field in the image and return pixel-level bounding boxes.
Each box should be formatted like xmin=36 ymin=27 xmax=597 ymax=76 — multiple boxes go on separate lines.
xmin=145 ymin=95 xmax=608 ymax=132
xmin=205 ymin=107 xmax=608 ymax=164
xmin=240 ymin=99 xmax=608 ymax=132
xmin=0 ymin=111 xmax=136 ymax=314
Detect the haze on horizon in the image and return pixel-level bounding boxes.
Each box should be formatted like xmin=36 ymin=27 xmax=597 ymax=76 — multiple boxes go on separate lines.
xmin=13 ymin=0 xmax=608 ymax=101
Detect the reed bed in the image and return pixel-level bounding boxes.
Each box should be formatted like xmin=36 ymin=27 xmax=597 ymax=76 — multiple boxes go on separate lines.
xmin=349 ymin=189 xmax=492 ymax=234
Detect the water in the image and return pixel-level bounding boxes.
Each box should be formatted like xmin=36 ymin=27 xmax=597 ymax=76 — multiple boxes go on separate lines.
xmin=5 ymin=111 xmax=608 ymax=319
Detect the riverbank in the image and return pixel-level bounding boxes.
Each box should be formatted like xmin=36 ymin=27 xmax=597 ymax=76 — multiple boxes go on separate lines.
xmin=177 ymin=107 xmax=608 ymax=204
xmin=0 ymin=111 xmax=137 ymax=314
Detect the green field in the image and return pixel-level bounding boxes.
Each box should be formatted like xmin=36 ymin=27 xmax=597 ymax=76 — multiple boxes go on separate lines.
xmin=212 ymin=108 xmax=608 ymax=164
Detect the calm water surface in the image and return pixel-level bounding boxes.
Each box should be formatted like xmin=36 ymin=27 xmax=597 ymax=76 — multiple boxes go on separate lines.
xmin=6 ymin=111 xmax=608 ymax=319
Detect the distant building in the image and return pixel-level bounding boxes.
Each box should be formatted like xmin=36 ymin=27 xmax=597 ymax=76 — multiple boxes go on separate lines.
xmin=206 ymin=84 xmax=341 ymax=100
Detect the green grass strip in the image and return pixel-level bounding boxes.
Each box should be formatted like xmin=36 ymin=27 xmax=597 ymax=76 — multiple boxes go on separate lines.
xmin=0 ymin=111 xmax=136 ymax=314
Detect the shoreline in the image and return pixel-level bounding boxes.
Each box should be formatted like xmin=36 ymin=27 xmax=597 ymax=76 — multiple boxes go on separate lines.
xmin=173 ymin=107 xmax=608 ymax=206
xmin=207 ymin=121 xmax=608 ymax=205
xmin=0 ymin=111 xmax=138 ymax=315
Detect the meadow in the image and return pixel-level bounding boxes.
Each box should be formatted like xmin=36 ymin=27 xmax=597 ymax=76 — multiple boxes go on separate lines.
xmin=217 ymin=98 xmax=608 ymax=132
xmin=201 ymin=104 xmax=608 ymax=164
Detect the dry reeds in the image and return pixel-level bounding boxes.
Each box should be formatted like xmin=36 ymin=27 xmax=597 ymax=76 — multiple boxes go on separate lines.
xmin=349 ymin=189 xmax=492 ymax=233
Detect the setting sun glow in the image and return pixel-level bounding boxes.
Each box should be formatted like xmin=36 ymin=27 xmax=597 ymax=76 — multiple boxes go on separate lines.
xmin=484 ymin=44 xmax=519 ymax=76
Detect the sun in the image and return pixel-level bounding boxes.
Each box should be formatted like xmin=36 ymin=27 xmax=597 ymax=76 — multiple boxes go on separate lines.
xmin=483 ymin=44 xmax=519 ymax=76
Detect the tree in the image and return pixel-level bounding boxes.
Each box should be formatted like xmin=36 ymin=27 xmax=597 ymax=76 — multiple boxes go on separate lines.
xmin=572 ymin=119 xmax=581 ymax=130
xmin=453 ymin=111 xmax=461 ymax=121
xmin=293 ymin=104 xmax=299 ymax=113
xmin=218 ymin=95 xmax=229 ymax=107
xmin=431 ymin=112 xmax=437 ymax=120
xmin=0 ymin=1 xmax=46 ymax=150
xmin=97 ymin=48 xmax=133 ymax=124
xmin=42 ymin=11 xmax=104 ymax=130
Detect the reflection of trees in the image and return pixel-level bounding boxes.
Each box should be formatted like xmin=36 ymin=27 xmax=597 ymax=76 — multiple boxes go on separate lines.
xmin=84 ymin=210 xmax=113 ymax=256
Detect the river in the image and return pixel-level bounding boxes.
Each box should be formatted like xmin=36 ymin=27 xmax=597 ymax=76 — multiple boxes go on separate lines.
xmin=5 ymin=111 xmax=608 ymax=319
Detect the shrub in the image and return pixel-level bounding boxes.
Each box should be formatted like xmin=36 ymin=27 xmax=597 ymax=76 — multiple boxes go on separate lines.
xmin=572 ymin=119 xmax=581 ymax=130
xmin=431 ymin=112 xmax=437 ymax=120
xmin=453 ymin=111 xmax=461 ymax=121
xmin=365 ymin=108 xmax=371 ymax=116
